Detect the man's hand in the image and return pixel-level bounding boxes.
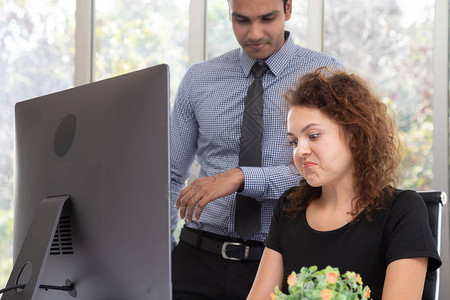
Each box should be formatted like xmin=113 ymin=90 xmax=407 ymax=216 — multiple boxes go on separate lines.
xmin=175 ymin=168 xmax=245 ymax=223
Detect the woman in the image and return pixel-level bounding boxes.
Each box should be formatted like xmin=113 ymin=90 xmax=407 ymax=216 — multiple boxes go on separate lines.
xmin=247 ymin=68 xmax=441 ymax=299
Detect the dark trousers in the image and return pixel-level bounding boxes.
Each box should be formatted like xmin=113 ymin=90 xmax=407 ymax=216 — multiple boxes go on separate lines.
xmin=172 ymin=241 xmax=260 ymax=300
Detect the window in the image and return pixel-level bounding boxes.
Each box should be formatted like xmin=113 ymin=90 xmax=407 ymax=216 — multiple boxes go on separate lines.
xmin=285 ymin=0 xmax=307 ymax=47
xmin=324 ymin=0 xmax=435 ymax=189
xmin=95 ymin=0 xmax=190 ymax=101
xmin=206 ymin=1 xmax=239 ymax=59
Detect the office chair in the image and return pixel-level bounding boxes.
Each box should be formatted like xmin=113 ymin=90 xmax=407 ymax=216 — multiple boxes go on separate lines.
xmin=417 ymin=190 xmax=447 ymax=300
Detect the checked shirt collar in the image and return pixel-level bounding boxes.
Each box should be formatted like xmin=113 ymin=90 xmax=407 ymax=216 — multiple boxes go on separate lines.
xmin=239 ymin=31 xmax=297 ymax=78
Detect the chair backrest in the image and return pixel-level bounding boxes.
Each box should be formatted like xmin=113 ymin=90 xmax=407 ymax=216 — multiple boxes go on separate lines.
xmin=417 ymin=190 xmax=447 ymax=300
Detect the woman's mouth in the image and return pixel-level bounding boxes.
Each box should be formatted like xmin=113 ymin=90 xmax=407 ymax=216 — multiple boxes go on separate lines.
xmin=303 ymin=161 xmax=316 ymax=168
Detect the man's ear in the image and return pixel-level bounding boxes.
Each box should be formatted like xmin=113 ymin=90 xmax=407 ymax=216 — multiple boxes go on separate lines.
xmin=285 ymin=0 xmax=292 ymax=21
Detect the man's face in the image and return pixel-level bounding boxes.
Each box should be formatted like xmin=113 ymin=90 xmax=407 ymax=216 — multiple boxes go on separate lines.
xmin=229 ymin=0 xmax=292 ymax=60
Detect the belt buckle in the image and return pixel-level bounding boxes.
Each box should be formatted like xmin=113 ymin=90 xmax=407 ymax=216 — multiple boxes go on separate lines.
xmin=221 ymin=242 xmax=249 ymax=261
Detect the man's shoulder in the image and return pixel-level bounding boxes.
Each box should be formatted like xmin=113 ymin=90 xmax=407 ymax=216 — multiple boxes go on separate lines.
xmin=191 ymin=48 xmax=241 ymax=70
xmin=290 ymin=45 xmax=343 ymax=68
xmin=178 ymin=49 xmax=244 ymax=87
xmin=303 ymin=48 xmax=342 ymax=64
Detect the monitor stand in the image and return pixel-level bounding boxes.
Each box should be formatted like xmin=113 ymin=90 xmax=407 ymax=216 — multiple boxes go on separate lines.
xmin=3 ymin=195 xmax=75 ymax=300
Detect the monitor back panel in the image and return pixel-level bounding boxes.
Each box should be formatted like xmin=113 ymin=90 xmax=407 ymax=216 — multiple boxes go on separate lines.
xmin=14 ymin=64 xmax=171 ymax=300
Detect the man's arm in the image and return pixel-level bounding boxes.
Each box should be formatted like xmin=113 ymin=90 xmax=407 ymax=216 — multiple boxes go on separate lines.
xmin=175 ymin=165 xmax=300 ymax=223
xmin=170 ymin=69 xmax=198 ymax=247
xmin=175 ymin=168 xmax=244 ymax=223
xmin=239 ymin=165 xmax=300 ymax=200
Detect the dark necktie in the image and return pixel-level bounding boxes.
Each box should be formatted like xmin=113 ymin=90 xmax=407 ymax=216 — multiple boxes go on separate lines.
xmin=235 ymin=62 xmax=268 ymax=241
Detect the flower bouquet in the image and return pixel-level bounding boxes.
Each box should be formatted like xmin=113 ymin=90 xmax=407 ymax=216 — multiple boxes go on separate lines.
xmin=271 ymin=265 xmax=372 ymax=300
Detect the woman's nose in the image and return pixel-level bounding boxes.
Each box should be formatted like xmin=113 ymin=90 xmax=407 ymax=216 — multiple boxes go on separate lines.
xmin=295 ymin=141 xmax=310 ymax=157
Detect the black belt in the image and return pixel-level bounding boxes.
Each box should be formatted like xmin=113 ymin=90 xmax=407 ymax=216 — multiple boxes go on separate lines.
xmin=179 ymin=228 xmax=264 ymax=261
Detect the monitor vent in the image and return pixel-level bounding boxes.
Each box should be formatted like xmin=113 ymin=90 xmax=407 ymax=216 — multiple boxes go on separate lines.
xmin=50 ymin=215 xmax=74 ymax=255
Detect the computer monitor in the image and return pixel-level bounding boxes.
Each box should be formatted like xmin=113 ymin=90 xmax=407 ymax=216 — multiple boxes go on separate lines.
xmin=2 ymin=64 xmax=171 ymax=299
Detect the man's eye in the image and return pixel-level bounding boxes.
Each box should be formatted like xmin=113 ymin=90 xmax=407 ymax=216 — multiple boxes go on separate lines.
xmin=234 ymin=18 xmax=249 ymax=23
xmin=262 ymin=17 xmax=275 ymax=22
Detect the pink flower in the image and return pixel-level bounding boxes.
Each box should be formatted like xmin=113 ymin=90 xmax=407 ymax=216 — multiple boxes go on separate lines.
xmin=287 ymin=273 xmax=297 ymax=287
xmin=356 ymin=274 xmax=363 ymax=285
xmin=321 ymin=289 xmax=333 ymax=300
xmin=326 ymin=271 xmax=339 ymax=284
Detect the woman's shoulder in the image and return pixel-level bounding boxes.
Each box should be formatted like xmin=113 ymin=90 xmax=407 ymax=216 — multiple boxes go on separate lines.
xmin=278 ymin=186 xmax=299 ymax=205
xmin=385 ymin=189 xmax=428 ymax=220
xmin=383 ymin=189 xmax=442 ymax=273
xmin=282 ymin=186 xmax=299 ymax=197
xmin=390 ymin=189 xmax=424 ymax=207
xmin=273 ymin=187 xmax=300 ymax=215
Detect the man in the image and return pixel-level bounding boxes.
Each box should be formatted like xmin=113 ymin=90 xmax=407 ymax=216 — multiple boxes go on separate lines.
xmin=171 ymin=0 xmax=343 ymax=299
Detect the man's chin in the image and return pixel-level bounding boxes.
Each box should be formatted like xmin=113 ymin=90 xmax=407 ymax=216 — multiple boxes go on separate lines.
xmin=247 ymin=52 xmax=271 ymax=60
xmin=244 ymin=46 xmax=272 ymax=60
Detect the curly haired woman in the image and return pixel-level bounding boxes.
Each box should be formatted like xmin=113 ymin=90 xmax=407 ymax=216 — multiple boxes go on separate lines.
xmin=247 ymin=68 xmax=441 ymax=300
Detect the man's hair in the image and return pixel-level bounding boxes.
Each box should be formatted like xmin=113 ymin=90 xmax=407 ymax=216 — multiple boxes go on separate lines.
xmin=281 ymin=0 xmax=288 ymax=12
xmin=284 ymin=67 xmax=401 ymax=221
xmin=227 ymin=0 xmax=289 ymax=13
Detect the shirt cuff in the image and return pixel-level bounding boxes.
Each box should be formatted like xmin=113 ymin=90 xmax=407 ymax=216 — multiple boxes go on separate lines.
xmin=239 ymin=166 xmax=266 ymax=200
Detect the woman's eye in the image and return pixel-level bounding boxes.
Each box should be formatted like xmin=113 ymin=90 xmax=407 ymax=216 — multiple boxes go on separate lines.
xmin=309 ymin=133 xmax=319 ymax=140
xmin=288 ymin=140 xmax=298 ymax=147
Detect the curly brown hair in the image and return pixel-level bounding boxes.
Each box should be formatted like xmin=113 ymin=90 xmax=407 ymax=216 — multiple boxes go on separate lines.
xmin=284 ymin=67 xmax=401 ymax=221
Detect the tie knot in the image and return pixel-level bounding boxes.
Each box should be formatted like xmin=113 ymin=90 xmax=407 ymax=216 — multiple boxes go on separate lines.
xmin=251 ymin=63 xmax=268 ymax=79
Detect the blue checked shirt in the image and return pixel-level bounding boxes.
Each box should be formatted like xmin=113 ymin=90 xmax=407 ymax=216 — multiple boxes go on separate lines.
xmin=170 ymin=32 xmax=343 ymax=244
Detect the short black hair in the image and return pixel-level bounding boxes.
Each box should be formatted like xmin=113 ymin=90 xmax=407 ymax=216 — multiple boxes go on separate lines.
xmin=228 ymin=0 xmax=289 ymax=13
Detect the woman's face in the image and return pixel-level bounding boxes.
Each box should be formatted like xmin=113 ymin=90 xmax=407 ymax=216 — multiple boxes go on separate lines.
xmin=287 ymin=106 xmax=355 ymax=188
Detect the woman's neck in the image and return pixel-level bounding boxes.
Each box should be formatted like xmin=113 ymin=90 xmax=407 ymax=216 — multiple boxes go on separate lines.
xmin=305 ymin=183 xmax=357 ymax=231
xmin=319 ymin=184 xmax=356 ymax=212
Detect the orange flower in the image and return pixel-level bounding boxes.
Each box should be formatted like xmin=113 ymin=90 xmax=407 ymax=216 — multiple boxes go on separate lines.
xmin=270 ymin=292 xmax=277 ymax=300
xmin=287 ymin=273 xmax=297 ymax=287
xmin=321 ymin=288 xmax=333 ymax=300
xmin=356 ymin=274 xmax=363 ymax=285
xmin=365 ymin=288 xmax=371 ymax=299
xmin=326 ymin=271 xmax=339 ymax=284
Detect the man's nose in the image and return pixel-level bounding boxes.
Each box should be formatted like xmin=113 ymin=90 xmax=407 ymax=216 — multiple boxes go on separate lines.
xmin=248 ymin=22 xmax=264 ymax=41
